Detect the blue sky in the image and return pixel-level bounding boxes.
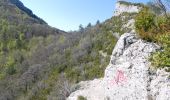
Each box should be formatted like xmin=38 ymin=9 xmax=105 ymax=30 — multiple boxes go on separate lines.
xmin=20 ymin=0 xmax=149 ymax=31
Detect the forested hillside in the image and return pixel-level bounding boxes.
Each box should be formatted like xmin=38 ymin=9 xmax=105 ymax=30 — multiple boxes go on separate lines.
xmin=0 ymin=0 xmax=122 ymax=99
xmin=0 ymin=0 xmax=169 ymax=100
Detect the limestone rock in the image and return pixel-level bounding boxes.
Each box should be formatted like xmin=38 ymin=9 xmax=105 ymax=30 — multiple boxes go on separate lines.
xmin=68 ymin=79 xmax=105 ymax=100
xmin=114 ymin=1 xmax=142 ymax=16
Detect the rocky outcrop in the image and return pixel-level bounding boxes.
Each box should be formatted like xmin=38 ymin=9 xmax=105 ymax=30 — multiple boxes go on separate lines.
xmin=67 ymin=33 xmax=170 ymax=100
xmin=114 ymin=1 xmax=142 ymax=16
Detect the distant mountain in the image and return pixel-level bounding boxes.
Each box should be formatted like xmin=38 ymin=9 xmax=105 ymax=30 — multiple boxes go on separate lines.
xmin=0 ymin=0 xmax=66 ymax=37
xmin=9 ymin=0 xmax=46 ymax=24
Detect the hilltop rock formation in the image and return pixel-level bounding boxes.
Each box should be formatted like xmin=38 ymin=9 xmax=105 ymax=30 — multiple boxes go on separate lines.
xmin=67 ymin=32 xmax=170 ymax=100
xmin=114 ymin=1 xmax=142 ymax=16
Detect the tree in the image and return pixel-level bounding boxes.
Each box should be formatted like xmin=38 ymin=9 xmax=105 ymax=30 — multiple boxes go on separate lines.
xmin=96 ymin=20 xmax=100 ymax=25
xmin=79 ymin=24 xmax=84 ymax=33
xmin=0 ymin=20 xmax=9 ymax=52
xmin=87 ymin=23 xmax=92 ymax=28
xmin=48 ymin=73 xmax=73 ymax=100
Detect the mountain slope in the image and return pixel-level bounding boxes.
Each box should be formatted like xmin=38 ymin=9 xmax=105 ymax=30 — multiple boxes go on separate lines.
xmin=0 ymin=0 xmax=69 ymax=99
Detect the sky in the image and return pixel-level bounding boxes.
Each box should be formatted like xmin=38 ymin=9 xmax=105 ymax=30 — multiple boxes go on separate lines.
xmin=20 ymin=0 xmax=149 ymax=31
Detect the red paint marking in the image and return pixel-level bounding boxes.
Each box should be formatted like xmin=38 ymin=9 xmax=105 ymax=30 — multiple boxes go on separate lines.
xmin=110 ymin=70 xmax=126 ymax=85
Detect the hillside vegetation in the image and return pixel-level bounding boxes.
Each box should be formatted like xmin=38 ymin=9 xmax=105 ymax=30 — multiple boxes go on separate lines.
xmin=0 ymin=0 xmax=139 ymax=99
xmin=1 ymin=0 xmax=169 ymax=100
xmin=0 ymin=0 xmax=136 ymax=99
xmin=0 ymin=11 xmax=118 ymax=100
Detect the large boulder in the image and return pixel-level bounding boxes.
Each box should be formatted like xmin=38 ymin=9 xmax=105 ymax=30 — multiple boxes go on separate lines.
xmin=67 ymin=33 xmax=170 ymax=100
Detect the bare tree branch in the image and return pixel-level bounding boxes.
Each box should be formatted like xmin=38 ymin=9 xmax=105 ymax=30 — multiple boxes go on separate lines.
xmin=154 ymin=0 xmax=169 ymax=18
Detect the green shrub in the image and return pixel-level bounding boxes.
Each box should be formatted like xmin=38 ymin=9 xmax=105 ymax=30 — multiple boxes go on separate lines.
xmin=156 ymin=16 xmax=170 ymax=33
xmin=135 ymin=7 xmax=170 ymax=70
xmin=135 ymin=7 xmax=170 ymax=42
xmin=78 ymin=96 xmax=87 ymax=100
xmin=150 ymin=34 xmax=170 ymax=69
xmin=135 ymin=7 xmax=157 ymax=41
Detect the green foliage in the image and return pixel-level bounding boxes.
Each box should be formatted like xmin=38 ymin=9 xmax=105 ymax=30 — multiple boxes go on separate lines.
xmin=135 ymin=6 xmax=170 ymax=70
xmin=0 ymin=19 xmax=26 ymax=77
xmin=135 ymin=7 xmax=170 ymax=41
xmin=104 ymin=12 xmax=137 ymax=36
xmin=4 ymin=18 xmax=117 ymax=99
xmin=78 ymin=96 xmax=87 ymax=100
xmin=135 ymin=7 xmax=156 ymax=41
xmin=29 ymin=88 xmax=51 ymax=100
xmin=150 ymin=34 xmax=170 ymax=69
xmin=5 ymin=56 xmax=16 ymax=75
xmin=0 ymin=14 xmax=120 ymax=100
xmin=59 ymin=35 xmax=66 ymax=43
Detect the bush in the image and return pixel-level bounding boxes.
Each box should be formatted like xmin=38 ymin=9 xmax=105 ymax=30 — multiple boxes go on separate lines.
xmin=135 ymin=7 xmax=156 ymax=41
xmin=78 ymin=96 xmax=87 ymax=100
xmin=156 ymin=17 xmax=170 ymax=33
xmin=150 ymin=34 xmax=170 ymax=69
xmin=135 ymin=7 xmax=170 ymax=41
xmin=135 ymin=6 xmax=170 ymax=70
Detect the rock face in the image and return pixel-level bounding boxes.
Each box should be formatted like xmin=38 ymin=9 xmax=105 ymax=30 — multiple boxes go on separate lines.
xmin=114 ymin=1 xmax=141 ymax=16
xmin=67 ymin=33 xmax=170 ymax=100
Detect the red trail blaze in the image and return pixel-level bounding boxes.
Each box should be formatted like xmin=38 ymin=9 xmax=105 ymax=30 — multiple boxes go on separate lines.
xmin=110 ymin=70 xmax=126 ymax=85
